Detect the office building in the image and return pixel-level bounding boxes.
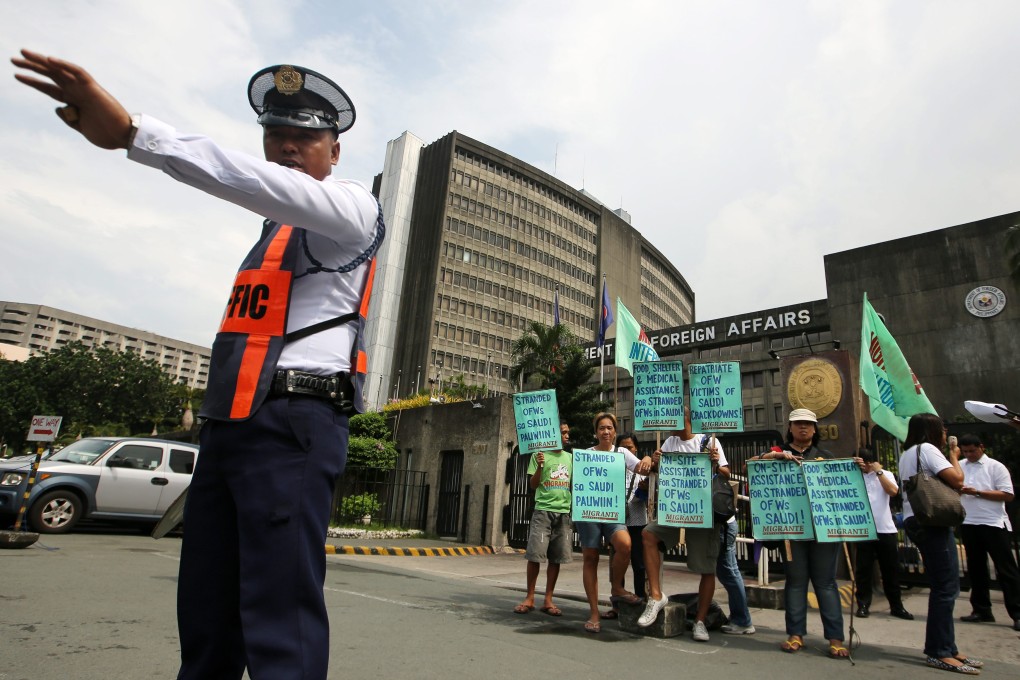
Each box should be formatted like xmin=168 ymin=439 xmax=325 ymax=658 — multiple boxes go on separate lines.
xmin=0 ymin=301 xmax=211 ymax=389
xmin=367 ymin=130 xmax=694 ymax=406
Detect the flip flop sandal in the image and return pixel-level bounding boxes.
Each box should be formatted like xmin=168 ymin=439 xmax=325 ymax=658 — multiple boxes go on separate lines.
xmin=829 ymin=644 xmax=850 ymax=659
xmin=584 ymin=620 xmax=601 ymax=634
xmin=781 ymin=637 xmax=803 ymax=653
xmin=513 ymin=604 xmax=535 ymax=614
xmin=610 ymin=593 xmax=643 ymax=606
xmin=600 ymin=609 xmax=619 ymax=620
xmin=540 ymin=605 xmax=562 ymax=617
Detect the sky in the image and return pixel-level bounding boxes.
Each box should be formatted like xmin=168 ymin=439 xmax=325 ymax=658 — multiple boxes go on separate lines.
xmin=3 ymin=1 xmax=1020 ymax=348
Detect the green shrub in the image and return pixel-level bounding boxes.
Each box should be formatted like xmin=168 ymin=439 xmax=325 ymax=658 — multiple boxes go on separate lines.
xmin=339 ymin=492 xmax=381 ymax=518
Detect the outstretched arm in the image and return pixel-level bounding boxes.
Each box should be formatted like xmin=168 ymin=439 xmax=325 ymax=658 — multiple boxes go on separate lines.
xmin=12 ymin=49 xmax=133 ymax=150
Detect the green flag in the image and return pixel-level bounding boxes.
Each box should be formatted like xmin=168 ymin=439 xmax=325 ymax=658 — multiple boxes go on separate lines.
xmin=859 ymin=293 xmax=937 ymax=441
xmin=615 ymin=298 xmax=659 ymax=376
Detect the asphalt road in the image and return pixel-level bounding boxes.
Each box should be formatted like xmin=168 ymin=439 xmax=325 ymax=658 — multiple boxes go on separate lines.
xmin=2 ymin=531 xmax=1019 ymax=679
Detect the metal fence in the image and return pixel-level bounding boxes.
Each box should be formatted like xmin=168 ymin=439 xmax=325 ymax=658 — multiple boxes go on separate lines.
xmin=331 ymin=466 xmax=429 ymax=530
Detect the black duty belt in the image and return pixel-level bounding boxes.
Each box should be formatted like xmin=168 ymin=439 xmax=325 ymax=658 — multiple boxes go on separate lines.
xmin=270 ymin=369 xmax=354 ymax=413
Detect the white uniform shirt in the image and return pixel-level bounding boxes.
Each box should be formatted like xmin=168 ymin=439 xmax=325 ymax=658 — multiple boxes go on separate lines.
xmin=898 ymin=443 xmax=951 ymax=522
xmin=961 ymin=455 xmax=1014 ymax=530
xmin=128 ymin=115 xmax=380 ymax=375
xmin=863 ymin=471 xmax=898 ymax=534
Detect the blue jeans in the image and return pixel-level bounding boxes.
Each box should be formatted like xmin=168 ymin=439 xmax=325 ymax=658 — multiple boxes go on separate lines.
xmin=905 ymin=518 xmax=960 ymax=659
xmin=784 ymin=540 xmax=843 ymax=640
xmin=717 ymin=521 xmax=752 ymax=627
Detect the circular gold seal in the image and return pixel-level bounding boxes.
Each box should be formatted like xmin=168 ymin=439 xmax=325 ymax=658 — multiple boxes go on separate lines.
xmin=274 ymin=65 xmax=303 ymax=95
xmin=787 ymin=358 xmax=842 ymax=419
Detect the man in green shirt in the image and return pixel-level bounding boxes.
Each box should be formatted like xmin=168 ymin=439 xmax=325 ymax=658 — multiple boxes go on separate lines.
xmin=513 ymin=422 xmax=573 ymax=616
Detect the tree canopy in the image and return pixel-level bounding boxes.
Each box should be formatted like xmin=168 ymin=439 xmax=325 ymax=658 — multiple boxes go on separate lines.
xmin=0 ymin=341 xmax=192 ymax=452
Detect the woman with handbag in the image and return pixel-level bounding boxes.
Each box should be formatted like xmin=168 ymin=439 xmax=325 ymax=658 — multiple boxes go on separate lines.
xmin=898 ymin=412 xmax=982 ymax=675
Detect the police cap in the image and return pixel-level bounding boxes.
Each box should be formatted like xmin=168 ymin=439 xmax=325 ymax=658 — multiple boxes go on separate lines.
xmin=248 ymin=64 xmax=355 ymax=135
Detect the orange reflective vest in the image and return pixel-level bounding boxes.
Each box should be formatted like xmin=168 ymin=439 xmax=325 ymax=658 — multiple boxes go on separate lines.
xmin=200 ymin=221 xmax=377 ymax=421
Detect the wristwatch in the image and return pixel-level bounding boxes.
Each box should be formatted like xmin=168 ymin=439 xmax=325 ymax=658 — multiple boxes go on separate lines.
xmin=876 ymin=470 xmax=884 ymax=476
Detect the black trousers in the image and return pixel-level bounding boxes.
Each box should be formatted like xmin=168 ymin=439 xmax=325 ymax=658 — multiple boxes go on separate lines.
xmin=627 ymin=524 xmax=647 ymax=598
xmin=855 ymin=532 xmax=905 ymax=610
xmin=177 ymin=397 xmax=348 ymax=680
xmin=960 ymin=523 xmax=1020 ymax=620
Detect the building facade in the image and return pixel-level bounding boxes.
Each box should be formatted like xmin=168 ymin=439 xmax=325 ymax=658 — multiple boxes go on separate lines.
xmin=0 ymin=302 xmax=211 ymax=389
xmin=367 ymin=131 xmax=694 ymax=408
xmin=826 ymin=210 xmax=1020 ymax=421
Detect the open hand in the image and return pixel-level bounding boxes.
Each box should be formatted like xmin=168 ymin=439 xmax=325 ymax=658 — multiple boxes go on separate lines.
xmin=12 ymin=49 xmax=133 ymax=149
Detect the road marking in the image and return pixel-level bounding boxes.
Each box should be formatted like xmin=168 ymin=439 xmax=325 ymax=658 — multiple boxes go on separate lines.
xmin=323 ymin=587 xmax=453 ymax=613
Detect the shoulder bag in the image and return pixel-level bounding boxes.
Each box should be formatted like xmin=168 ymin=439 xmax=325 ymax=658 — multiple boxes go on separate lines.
xmin=704 ymin=435 xmax=736 ymax=522
xmin=903 ymin=445 xmax=965 ymax=527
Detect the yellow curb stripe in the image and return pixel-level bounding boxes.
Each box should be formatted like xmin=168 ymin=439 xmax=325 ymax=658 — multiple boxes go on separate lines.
xmin=325 ymin=544 xmax=495 ymax=557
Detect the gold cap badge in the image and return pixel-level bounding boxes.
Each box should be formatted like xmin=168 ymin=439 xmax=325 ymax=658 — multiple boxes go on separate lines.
xmin=273 ymin=65 xmax=303 ymax=95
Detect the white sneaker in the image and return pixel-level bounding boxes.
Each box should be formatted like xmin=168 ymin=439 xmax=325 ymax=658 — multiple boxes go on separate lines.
xmin=637 ymin=594 xmax=669 ymax=627
xmin=720 ymin=623 xmax=756 ymax=635
xmin=692 ymin=620 xmax=710 ymax=641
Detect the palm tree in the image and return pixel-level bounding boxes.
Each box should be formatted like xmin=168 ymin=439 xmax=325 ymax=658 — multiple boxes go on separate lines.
xmin=509 ymin=321 xmax=608 ymax=440
xmin=509 ymin=322 xmax=576 ymax=390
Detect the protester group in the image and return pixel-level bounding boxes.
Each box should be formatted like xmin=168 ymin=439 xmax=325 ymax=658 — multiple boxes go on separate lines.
xmin=513 ymin=406 xmax=1019 ymax=676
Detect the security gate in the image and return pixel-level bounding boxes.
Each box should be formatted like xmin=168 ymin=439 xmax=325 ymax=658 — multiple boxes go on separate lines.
xmin=436 ymin=450 xmax=464 ymax=537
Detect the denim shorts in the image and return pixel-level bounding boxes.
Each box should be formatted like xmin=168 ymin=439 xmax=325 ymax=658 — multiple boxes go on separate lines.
xmin=525 ymin=510 xmax=573 ymax=564
xmin=576 ymin=521 xmax=626 ymax=549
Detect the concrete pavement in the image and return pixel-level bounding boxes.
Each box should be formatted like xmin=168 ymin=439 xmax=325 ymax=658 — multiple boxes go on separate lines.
xmin=325 ymin=539 xmax=1020 ymax=668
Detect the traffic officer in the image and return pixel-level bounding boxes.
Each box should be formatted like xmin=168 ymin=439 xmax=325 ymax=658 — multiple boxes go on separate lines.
xmin=12 ymin=50 xmax=384 ymax=680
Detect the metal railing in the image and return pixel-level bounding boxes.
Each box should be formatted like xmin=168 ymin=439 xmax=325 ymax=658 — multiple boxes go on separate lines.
xmin=331 ymin=466 xmax=428 ymax=530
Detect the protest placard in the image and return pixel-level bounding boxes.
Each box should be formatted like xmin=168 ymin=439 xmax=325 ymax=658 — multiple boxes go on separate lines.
xmin=747 ymin=459 xmax=815 ymax=540
xmin=633 ymin=360 xmax=684 ymax=431
xmin=571 ymin=448 xmax=626 ymax=523
xmin=656 ymin=453 xmax=713 ymax=528
xmin=512 ymin=389 xmax=561 ymax=454
xmin=802 ymin=459 xmax=877 ymax=542
xmin=689 ymin=361 xmax=743 ymax=433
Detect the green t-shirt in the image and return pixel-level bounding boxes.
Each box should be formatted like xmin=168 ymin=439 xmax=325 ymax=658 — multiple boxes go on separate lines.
xmin=528 ymin=449 xmax=573 ymax=513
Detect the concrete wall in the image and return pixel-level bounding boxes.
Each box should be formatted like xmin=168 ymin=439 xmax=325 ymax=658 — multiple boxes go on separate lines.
xmin=825 ymin=211 xmax=1020 ymax=422
xmin=389 ymin=396 xmax=518 ymax=547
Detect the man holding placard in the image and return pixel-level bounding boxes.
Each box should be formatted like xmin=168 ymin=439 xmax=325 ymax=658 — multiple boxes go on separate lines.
xmin=514 ymin=422 xmax=574 ymax=617
xmin=637 ymin=409 xmax=729 ymax=642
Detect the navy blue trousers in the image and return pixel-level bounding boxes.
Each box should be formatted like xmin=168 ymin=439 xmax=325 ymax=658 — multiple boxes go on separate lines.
xmin=177 ymin=396 xmax=347 ymax=680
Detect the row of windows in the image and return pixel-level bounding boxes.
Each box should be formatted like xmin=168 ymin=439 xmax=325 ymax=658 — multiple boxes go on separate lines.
xmin=451 ymin=169 xmax=598 ymax=247
xmin=439 ymin=268 xmax=591 ymax=330
xmin=434 ymin=321 xmax=512 ymax=353
xmin=436 ymin=293 xmax=594 ymax=337
xmin=640 ymin=266 xmax=692 ymax=319
xmin=640 ymin=304 xmax=671 ymax=335
xmin=444 ymin=213 xmax=595 ymax=267
xmin=442 ymin=241 xmax=596 ymax=311
xmin=453 ymin=148 xmax=599 ymax=228
xmin=447 ymin=193 xmax=597 ymax=275
xmin=430 ymin=348 xmax=511 ymax=382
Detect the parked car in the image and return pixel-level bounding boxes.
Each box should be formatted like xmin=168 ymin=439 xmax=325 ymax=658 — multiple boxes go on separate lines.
xmin=0 ymin=437 xmax=199 ymax=534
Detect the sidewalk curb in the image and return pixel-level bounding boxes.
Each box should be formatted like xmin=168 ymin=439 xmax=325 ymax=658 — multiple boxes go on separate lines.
xmin=325 ymin=544 xmax=496 ymax=557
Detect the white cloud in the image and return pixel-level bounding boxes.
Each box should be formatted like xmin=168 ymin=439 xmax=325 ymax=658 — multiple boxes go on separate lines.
xmin=3 ymin=0 xmax=1020 ymax=348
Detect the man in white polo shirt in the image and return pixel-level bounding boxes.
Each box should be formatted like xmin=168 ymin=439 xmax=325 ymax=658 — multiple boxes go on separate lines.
xmin=958 ymin=434 xmax=1020 ymax=631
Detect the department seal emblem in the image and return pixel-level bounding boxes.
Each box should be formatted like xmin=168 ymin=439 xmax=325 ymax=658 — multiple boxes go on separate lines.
xmin=964 ymin=285 xmax=1006 ymax=318
xmin=787 ymin=358 xmax=842 ymax=419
